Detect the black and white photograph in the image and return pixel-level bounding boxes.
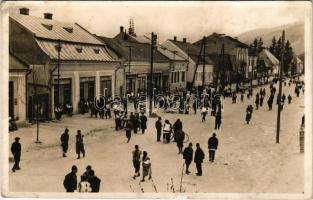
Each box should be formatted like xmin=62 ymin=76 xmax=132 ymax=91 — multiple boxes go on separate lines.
xmin=0 ymin=1 xmax=312 ymax=199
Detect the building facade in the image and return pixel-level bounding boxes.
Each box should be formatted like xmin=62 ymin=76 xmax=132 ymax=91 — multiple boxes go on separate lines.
xmin=10 ymin=8 xmax=119 ymax=118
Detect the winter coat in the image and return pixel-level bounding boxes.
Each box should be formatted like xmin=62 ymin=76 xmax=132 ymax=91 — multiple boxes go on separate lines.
xmin=173 ymin=121 xmax=183 ymax=131
xmin=155 ymin=120 xmax=162 ymax=130
xmin=208 ymin=136 xmax=218 ymax=150
xmin=140 ymin=115 xmax=147 ymax=129
xmin=89 ymin=176 xmax=101 ymax=192
xmin=175 ymin=130 xmax=185 ymax=142
xmin=64 ymin=172 xmax=77 ymax=192
xmin=183 ymin=147 xmax=193 ymax=163
xmin=60 ymin=133 xmax=69 ymax=146
xmin=194 ymin=148 xmax=205 ymax=163
xmin=11 ymin=142 xmax=21 ymax=157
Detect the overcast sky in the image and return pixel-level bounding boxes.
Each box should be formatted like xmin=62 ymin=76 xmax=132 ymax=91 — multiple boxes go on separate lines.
xmin=4 ymin=1 xmax=309 ymax=43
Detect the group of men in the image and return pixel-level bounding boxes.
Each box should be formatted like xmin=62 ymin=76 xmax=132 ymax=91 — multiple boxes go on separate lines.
xmin=182 ymin=133 xmax=219 ymax=176
xmin=64 ymin=165 xmax=101 ymax=192
xmin=60 ymin=128 xmax=86 ymax=159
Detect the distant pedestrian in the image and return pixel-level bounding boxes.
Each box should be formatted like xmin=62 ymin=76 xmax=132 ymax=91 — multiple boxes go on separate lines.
xmin=60 ymin=128 xmax=69 ymax=157
xmin=163 ymin=120 xmax=172 ymax=143
xmin=214 ymin=111 xmax=222 ymax=130
xmin=76 ymin=130 xmax=85 ymax=159
xmin=193 ymin=99 xmax=197 ymax=114
xmin=267 ymin=94 xmax=274 ymax=110
xmin=288 ymin=94 xmax=292 ymax=104
xmin=11 ymin=137 xmax=21 ymax=172
xmin=125 ymin=119 xmax=132 ymax=143
xmin=183 ymin=143 xmax=193 ymax=174
xmin=201 ymin=107 xmax=207 ymax=122
xmin=194 ymin=143 xmax=205 ymax=176
xmin=208 ymin=133 xmax=218 ymax=162
xmin=155 ymin=117 xmax=162 ymax=142
xmin=255 ymin=93 xmax=260 ymax=110
xmin=63 ymin=165 xmax=78 ymax=192
xmin=132 ymin=145 xmax=142 ymax=179
xmin=88 ymin=170 xmax=101 ymax=192
xmin=232 ymin=92 xmax=237 ymax=103
xmin=260 ymin=95 xmax=264 ymax=107
xmin=176 ymin=130 xmax=185 ymax=154
xmin=241 ymin=92 xmax=244 ymax=102
xmin=245 ymin=105 xmax=253 ymax=124
xmin=115 ymin=112 xmax=121 ymax=131
xmin=141 ymin=151 xmax=152 ymax=182
xmin=140 ymin=113 xmax=147 ymax=134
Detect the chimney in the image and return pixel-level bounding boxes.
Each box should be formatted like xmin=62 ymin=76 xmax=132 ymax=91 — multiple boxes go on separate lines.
xmin=19 ymin=8 xmax=29 ymax=15
xmin=43 ymin=13 xmax=53 ymax=20
xmin=183 ymin=38 xmax=186 ymax=43
xmin=174 ymin=36 xmax=177 ymax=41
xmin=120 ymin=26 xmax=124 ymax=33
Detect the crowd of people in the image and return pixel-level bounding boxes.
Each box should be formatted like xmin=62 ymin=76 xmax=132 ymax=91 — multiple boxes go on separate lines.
xmin=10 ymin=76 xmax=305 ymax=192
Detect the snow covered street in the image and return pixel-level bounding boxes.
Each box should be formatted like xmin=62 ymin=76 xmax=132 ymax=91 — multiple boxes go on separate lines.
xmin=8 ymin=82 xmax=304 ymax=193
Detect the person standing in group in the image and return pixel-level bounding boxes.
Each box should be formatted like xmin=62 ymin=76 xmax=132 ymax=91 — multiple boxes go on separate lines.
xmin=214 ymin=111 xmax=222 ymax=130
xmin=173 ymin=118 xmax=183 ymax=142
xmin=76 ymin=130 xmax=85 ymax=159
xmin=125 ymin=118 xmax=132 ymax=143
xmin=63 ymin=165 xmax=78 ymax=192
xmin=183 ymin=143 xmax=193 ymax=175
xmin=82 ymin=165 xmax=93 ymax=180
xmin=260 ymin=94 xmax=264 ymax=107
xmin=208 ymin=133 xmax=218 ymax=162
xmin=155 ymin=117 xmax=162 ymax=142
xmin=267 ymin=94 xmax=274 ymax=110
xmin=176 ymin=130 xmax=185 ymax=154
xmin=11 ymin=137 xmax=21 ymax=172
xmin=140 ymin=113 xmax=147 ymax=134
xmin=201 ymin=106 xmax=207 ymax=122
xmin=115 ymin=111 xmax=121 ymax=131
xmin=194 ymin=143 xmax=205 ymax=176
xmin=163 ymin=120 xmax=172 ymax=143
xmin=88 ymin=170 xmax=101 ymax=192
xmin=60 ymin=128 xmax=69 ymax=157
xmin=130 ymin=112 xmax=137 ymax=134
xmin=193 ymin=99 xmax=197 ymax=114
xmin=141 ymin=151 xmax=152 ymax=182
xmin=78 ymin=175 xmax=92 ymax=192
xmin=132 ymin=145 xmax=142 ymax=179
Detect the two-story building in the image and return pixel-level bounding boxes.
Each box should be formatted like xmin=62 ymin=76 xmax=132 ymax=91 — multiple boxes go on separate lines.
xmin=10 ymin=8 xmax=119 ymax=119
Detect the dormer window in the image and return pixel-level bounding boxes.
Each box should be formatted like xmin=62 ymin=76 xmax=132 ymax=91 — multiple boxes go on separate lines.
xmin=41 ymin=23 xmax=53 ymax=30
xmin=63 ymin=27 xmax=73 ymax=33
xmin=93 ymin=48 xmax=100 ymax=54
xmin=76 ymin=47 xmax=83 ymax=53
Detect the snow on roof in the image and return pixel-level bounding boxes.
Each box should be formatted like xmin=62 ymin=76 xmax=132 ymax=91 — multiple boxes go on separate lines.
xmin=36 ymin=39 xmax=115 ymax=62
xmin=10 ymin=14 xmax=104 ymax=45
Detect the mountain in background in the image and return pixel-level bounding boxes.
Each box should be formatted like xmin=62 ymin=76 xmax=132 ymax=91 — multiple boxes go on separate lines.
xmin=237 ymin=21 xmax=304 ymax=55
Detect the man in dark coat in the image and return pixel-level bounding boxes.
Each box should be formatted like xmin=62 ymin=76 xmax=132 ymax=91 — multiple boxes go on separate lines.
xmin=183 ymin=143 xmax=193 ymax=174
xmin=76 ymin=130 xmax=85 ymax=159
xmin=155 ymin=117 xmax=162 ymax=142
xmin=125 ymin=119 xmax=132 ymax=143
xmin=173 ymin=119 xmax=183 ymax=142
xmin=60 ymin=128 xmax=69 ymax=157
xmin=140 ymin=113 xmax=147 ymax=134
xmin=255 ymin=93 xmax=260 ymax=110
xmin=176 ymin=130 xmax=185 ymax=154
xmin=208 ymin=133 xmax=219 ymax=162
xmin=11 ymin=137 xmax=21 ymax=172
xmin=214 ymin=112 xmax=222 ymax=130
xmin=194 ymin=143 xmax=205 ymax=176
xmin=132 ymin=145 xmax=142 ymax=179
xmin=64 ymin=165 xmax=78 ymax=192
xmin=88 ymin=170 xmax=101 ymax=192
xmin=129 ymin=112 xmax=137 ymax=134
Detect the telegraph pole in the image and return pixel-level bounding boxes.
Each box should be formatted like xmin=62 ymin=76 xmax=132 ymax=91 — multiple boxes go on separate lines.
xmin=276 ymin=30 xmax=285 ymax=144
xmin=202 ymin=36 xmax=206 ymax=89
xmin=149 ymin=32 xmax=157 ymax=116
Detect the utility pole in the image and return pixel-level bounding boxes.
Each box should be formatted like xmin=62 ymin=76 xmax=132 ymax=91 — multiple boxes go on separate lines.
xmin=55 ymin=40 xmax=62 ymax=105
xmin=149 ymin=32 xmax=157 ymax=116
xmin=202 ymin=36 xmax=206 ymax=89
xmin=276 ymin=30 xmax=285 ymax=144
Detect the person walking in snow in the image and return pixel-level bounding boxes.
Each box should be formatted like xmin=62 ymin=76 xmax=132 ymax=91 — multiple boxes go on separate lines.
xmin=194 ymin=143 xmax=205 ymax=176
xmin=132 ymin=145 xmax=142 ymax=179
xmin=60 ymin=128 xmax=69 ymax=157
xmin=208 ymin=133 xmax=218 ymax=162
xmin=76 ymin=130 xmax=85 ymax=159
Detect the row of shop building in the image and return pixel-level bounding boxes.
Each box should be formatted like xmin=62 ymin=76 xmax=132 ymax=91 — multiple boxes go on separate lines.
xmin=8 ymin=7 xmax=304 ymax=125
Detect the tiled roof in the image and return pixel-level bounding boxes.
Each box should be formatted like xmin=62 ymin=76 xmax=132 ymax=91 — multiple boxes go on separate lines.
xmin=36 ymin=39 xmax=115 ymax=61
xmin=169 ymin=40 xmax=214 ymax=64
xmin=10 ymin=14 xmax=104 ymax=45
xmin=99 ymin=34 xmax=170 ymax=63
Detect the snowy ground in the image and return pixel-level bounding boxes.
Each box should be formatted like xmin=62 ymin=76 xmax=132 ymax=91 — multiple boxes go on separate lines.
xmin=8 ymin=80 xmax=304 ymax=193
